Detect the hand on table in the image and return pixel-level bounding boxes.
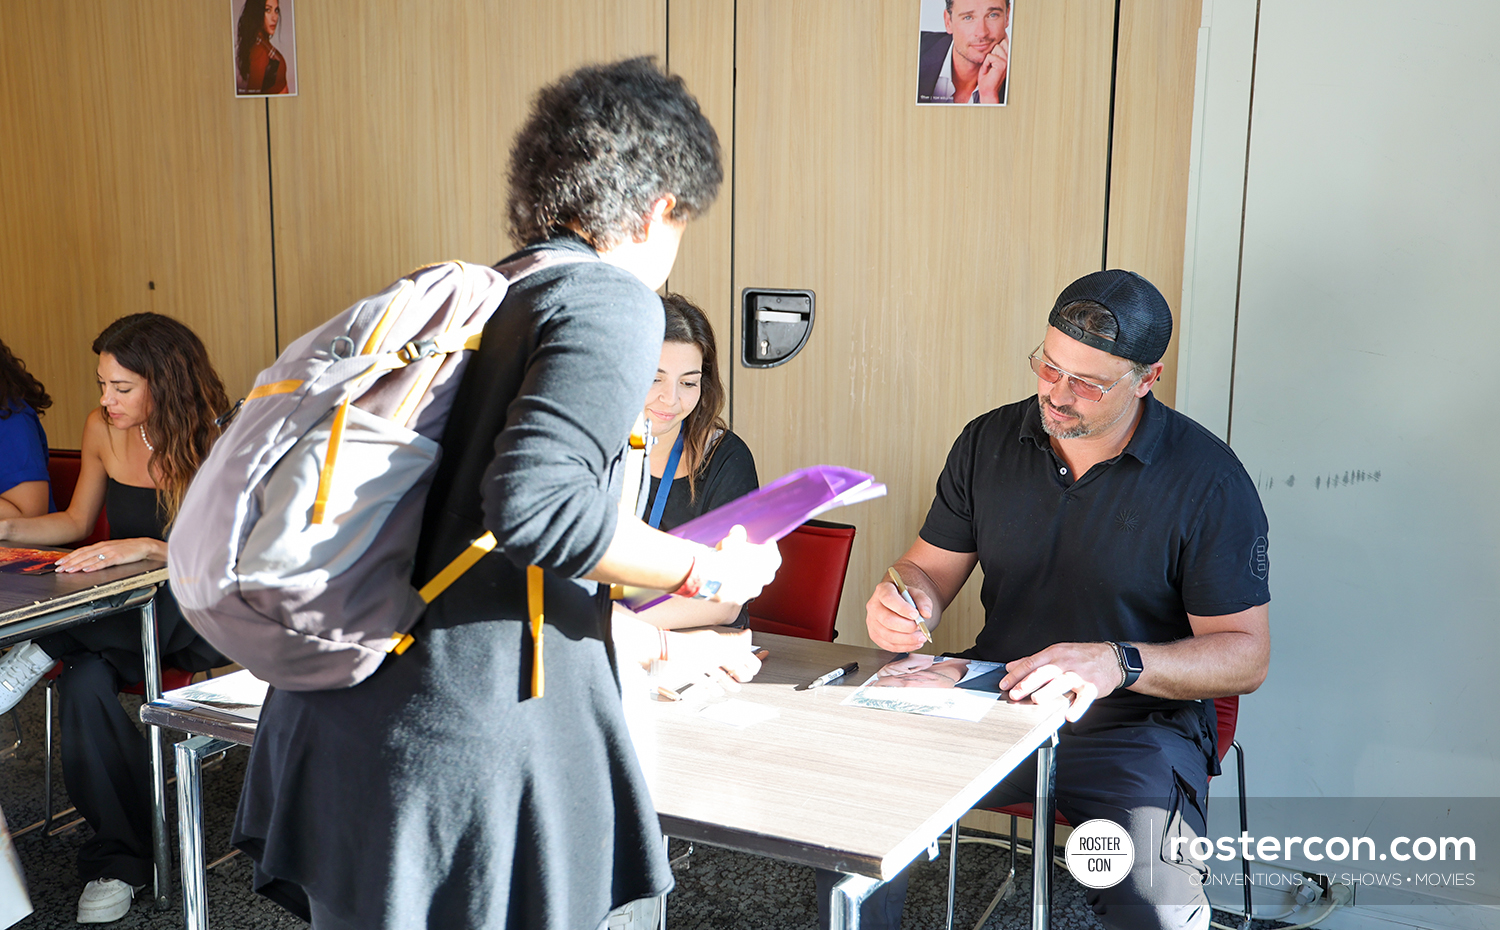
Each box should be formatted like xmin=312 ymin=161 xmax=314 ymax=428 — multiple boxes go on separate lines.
xmin=664 ymin=627 xmax=763 ymax=691
xmin=865 ymin=580 xmax=932 ymax=653
xmin=997 ymin=642 xmax=1122 ymax=722
xmin=53 ymin=537 xmax=163 ymax=573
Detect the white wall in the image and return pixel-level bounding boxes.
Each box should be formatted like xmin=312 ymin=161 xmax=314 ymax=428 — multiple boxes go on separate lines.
xmin=1183 ymin=2 xmax=1500 ymax=925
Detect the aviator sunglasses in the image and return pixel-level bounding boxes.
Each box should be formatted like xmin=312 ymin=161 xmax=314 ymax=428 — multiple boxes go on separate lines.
xmin=1028 ymin=346 xmax=1131 ymax=403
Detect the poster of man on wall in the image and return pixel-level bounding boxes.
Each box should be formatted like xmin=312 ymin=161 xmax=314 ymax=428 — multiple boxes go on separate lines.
xmin=232 ymin=0 xmax=298 ymax=97
xmin=916 ymin=0 xmax=1011 ymax=105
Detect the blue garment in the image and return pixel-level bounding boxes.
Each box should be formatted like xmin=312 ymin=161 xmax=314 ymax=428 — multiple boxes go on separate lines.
xmin=0 ymin=401 xmax=52 ymax=510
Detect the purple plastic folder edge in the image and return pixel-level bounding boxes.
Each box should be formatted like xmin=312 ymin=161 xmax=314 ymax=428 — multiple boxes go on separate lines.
xmin=625 ymin=465 xmax=886 ymax=611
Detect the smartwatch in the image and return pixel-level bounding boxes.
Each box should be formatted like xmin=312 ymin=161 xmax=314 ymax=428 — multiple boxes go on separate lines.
xmin=1113 ymin=642 xmax=1143 ymax=689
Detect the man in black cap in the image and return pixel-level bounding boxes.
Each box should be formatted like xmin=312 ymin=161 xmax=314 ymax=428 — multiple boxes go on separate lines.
xmin=835 ymin=270 xmax=1271 ymax=930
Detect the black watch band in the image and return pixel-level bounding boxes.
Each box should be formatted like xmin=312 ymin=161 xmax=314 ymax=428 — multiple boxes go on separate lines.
xmin=1113 ymin=642 xmax=1143 ymax=689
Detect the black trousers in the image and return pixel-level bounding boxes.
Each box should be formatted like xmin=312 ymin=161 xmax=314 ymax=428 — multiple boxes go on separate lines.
xmin=817 ymin=703 xmax=1217 ymax=930
xmin=36 ymin=597 xmax=221 ymax=887
xmin=52 ymin=650 xmax=154 ymax=887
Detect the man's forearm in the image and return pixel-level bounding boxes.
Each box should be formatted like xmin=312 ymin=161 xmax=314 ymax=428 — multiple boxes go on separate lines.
xmin=1133 ymin=629 xmax=1268 ymax=700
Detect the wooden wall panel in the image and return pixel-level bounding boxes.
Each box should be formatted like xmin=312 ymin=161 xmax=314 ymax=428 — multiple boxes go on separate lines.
xmin=730 ymin=1 xmax=1117 ymax=649
xmin=0 ymin=3 xmax=274 ymax=439
xmin=665 ymin=0 xmax=737 ymax=346
xmin=268 ymin=1 xmax=666 ymax=344
xmin=1106 ymin=0 xmax=1204 ymax=408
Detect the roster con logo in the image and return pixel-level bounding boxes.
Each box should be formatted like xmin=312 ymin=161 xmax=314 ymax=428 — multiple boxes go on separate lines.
xmin=1064 ymin=819 xmax=1136 ymax=889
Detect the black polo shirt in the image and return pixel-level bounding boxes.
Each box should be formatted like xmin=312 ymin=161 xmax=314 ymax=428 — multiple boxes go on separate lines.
xmin=920 ymin=393 xmax=1270 ymax=714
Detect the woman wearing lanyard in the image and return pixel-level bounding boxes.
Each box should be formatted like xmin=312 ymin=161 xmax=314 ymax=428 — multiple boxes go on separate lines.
xmin=634 ymin=293 xmax=760 ymax=630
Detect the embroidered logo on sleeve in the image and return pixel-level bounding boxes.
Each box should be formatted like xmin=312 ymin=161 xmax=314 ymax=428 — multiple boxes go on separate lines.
xmin=1249 ymin=536 xmax=1269 ymax=580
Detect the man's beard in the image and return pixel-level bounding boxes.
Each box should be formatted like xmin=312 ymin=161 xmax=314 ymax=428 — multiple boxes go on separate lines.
xmin=1039 ymin=397 xmax=1094 ymax=440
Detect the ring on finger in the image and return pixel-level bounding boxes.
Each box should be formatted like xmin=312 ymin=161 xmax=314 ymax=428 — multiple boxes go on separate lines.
xmin=97 ymin=553 xmax=105 ymax=561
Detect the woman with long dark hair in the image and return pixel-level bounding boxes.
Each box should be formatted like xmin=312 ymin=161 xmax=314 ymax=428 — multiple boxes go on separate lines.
xmin=235 ymin=0 xmax=288 ymax=95
xmin=0 ymin=338 xmax=53 ymax=519
xmin=630 ymin=293 xmax=760 ymax=629
xmin=0 ymin=313 xmax=227 ymax=923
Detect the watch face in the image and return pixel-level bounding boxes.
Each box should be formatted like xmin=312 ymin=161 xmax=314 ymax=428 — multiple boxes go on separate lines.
xmin=1120 ymin=644 xmax=1143 ymax=673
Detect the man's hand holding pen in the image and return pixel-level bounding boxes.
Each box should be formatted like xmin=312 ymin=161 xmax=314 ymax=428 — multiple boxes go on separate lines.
xmin=865 ymin=568 xmax=936 ymax=653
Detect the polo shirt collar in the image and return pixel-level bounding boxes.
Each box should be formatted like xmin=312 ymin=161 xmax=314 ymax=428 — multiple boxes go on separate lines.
xmin=1015 ymin=392 xmax=1167 ymax=465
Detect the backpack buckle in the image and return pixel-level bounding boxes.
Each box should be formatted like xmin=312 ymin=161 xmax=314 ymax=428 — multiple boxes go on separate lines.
xmin=396 ymin=339 xmax=436 ymax=364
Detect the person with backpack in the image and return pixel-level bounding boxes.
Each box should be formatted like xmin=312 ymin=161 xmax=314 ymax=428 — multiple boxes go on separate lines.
xmin=231 ymin=58 xmax=781 ymax=930
xmin=0 ymin=313 xmax=227 ymax=923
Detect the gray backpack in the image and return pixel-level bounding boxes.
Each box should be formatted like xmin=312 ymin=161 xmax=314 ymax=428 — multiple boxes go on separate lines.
xmin=169 ymin=254 xmax=585 ymax=691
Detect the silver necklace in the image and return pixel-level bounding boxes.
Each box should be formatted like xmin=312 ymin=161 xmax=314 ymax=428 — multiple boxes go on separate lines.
xmin=139 ymin=425 xmax=155 ymax=453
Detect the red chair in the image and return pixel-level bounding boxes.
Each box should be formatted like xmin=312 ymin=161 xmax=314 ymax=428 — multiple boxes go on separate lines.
xmin=746 ymin=520 xmax=856 ymax=642
xmin=46 ymin=449 xmax=110 ymax=545
xmin=951 ymin=696 xmax=1252 ymax=930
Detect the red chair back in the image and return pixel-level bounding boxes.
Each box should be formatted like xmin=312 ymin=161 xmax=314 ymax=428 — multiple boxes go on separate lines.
xmin=1212 ymin=695 xmax=1239 ymax=760
xmin=746 ymin=520 xmax=856 ymax=642
xmin=46 ymin=450 xmax=110 ymax=545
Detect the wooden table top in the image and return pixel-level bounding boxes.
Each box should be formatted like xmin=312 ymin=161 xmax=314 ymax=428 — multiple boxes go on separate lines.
xmin=641 ymin=632 xmax=1067 ymax=879
xmin=139 ymin=633 xmax=1067 ymax=882
xmin=0 ymin=555 xmax=167 ymax=646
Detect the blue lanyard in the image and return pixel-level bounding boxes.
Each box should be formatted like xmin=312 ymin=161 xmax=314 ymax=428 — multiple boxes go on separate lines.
xmin=647 ymin=430 xmax=685 ymax=529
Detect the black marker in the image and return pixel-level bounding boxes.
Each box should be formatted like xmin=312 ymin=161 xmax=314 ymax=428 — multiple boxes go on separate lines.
xmin=807 ymin=662 xmax=858 ymax=689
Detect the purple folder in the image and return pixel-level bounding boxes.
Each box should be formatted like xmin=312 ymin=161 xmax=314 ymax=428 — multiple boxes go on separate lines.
xmin=624 ymin=465 xmax=886 ymax=611
xmin=667 ymin=465 xmax=885 ymax=545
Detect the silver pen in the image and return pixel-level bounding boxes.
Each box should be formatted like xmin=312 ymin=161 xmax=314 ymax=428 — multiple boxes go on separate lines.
xmin=887 ymin=567 xmax=932 ymax=643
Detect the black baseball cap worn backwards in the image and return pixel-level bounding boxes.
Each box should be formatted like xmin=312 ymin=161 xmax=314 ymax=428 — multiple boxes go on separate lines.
xmin=1047 ymin=269 xmax=1173 ymax=365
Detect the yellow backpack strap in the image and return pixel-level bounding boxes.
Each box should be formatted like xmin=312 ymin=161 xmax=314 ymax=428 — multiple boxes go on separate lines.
xmin=310 ymin=400 xmax=352 ymax=525
xmin=527 ymin=564 xmax=545 ymax=698
xmin=417 ymin=532 xmax=497 ymax=603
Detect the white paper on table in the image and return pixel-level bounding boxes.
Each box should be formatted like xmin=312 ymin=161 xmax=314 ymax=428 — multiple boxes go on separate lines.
xmin=164 ymin=669 xmax=270 ymax=720
xmin=840 ymin=674 xmax=1000 ymax=722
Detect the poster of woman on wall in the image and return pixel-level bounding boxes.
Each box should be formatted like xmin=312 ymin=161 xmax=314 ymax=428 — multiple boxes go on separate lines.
xmin=233 ymin=0 xmax=298 ymax=97
xmin=915 ymin=0 xmax=1011 ymax=105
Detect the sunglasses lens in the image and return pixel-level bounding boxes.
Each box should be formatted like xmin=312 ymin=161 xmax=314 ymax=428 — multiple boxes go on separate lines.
xmin=1070 ymin=378 xmax=1104 ymax=402
xmin=1030 ymin=356 xmax=1062 ymax=384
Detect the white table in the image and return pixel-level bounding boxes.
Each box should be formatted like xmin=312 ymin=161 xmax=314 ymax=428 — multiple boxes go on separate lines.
xmin=146 ymin=632 xmax=1068 ymax=930
xmin=643 ymin=632 xmax=1066 ymax=929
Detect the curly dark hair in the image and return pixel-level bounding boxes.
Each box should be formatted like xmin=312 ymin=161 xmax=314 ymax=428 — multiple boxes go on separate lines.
xmin=0 ymin=339 xmax=51 ymax=421
xmin=506 ymin=57 xmax=722 ymax=250
xmin=92 ymin=314 xmax=228 ymax=525
xmin=660 ymin=294 xmax=727 ymax=501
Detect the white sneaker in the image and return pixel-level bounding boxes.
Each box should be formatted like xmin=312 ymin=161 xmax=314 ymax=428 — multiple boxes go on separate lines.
xmin=77 ymin=878 xmax=144 ymax=924
xmin=0 ymin=641 xmax=53 ymax=715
